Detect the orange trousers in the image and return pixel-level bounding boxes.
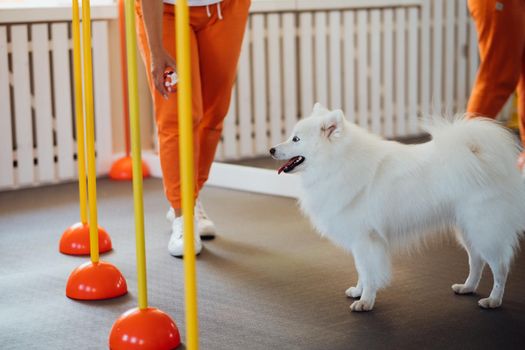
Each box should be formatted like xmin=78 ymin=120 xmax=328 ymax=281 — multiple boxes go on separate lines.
xmin=136 ymin=0 xmax=250 ymax=209
xmin=467 ymin=0 xmax=525 ymax=144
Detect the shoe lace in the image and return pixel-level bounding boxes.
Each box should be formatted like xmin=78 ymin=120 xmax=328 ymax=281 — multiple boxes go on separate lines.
xmin=195 ymin=200 xmax=208 ymax=220
xmin=173 ymin=216 xmax=201 ymax=241
xmin=172 ymin=217 xmax=184 ymax=238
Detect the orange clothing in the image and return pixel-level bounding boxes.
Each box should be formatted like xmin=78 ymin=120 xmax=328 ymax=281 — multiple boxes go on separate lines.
xmin=467 ymin=0 xmax=525 ymax=143
xmin=136 ymin=0 xmax=250 ymax=209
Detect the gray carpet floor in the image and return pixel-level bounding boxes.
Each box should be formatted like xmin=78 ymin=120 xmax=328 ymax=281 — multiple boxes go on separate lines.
xmin=1 ymin=178 xmax=525 ymax=350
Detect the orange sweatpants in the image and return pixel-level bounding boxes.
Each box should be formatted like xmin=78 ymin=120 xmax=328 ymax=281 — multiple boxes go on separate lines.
xmin=467 ymin=0 xmax=525 ymax=144
xmin=136 ymin=0 xmax=250 ymax=209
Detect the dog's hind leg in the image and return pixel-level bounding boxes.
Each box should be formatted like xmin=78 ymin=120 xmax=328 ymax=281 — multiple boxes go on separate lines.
xmin=457 ymin=213 xmax=516 ymax=308
xmin=345 ymin=279 xmax=362 ymax=299
xmin=452 ymin=249 xmax=485 ymax=294
xmin=478 ymin=259 xmax=508 ymax=309
xmin=452 ymin=232 xmax=485 ymax=294
xmin=349 ymin=232 xmax=390 ymax=312
xmin=457 ymin=204 xmax=518 ymax=309
xmin=476 ymin=222 xmax=518 ymax=308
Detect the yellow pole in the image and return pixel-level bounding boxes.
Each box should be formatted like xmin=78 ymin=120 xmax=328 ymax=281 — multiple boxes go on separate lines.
xmin=81 ymin=0 xmax=99 ymax=263
xmin=71 ymin=0 xmax=88 ymax=225
xmin=176 ymin=1 xmax=199 ymax=349
xmin=123 ymin=0 xmax=148 ymax=310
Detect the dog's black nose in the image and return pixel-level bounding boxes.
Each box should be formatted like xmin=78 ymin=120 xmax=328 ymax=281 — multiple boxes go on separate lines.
xmin=269 ymin=148 xmax=276 ymax=155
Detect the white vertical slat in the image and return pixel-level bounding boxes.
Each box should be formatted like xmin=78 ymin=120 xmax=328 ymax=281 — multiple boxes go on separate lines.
xmin=420 ymin=1 xmax=430 ymax=118
xmin=432 ymin=0 xmax=443 ymax=113
xmin=92 ymin=22 xmax=113 ymax=174
xmin=268 ymin=13 xmax=282 ymax=146
xmin=282 ymin=13 xmax=297 ymax=136
xmin=467 ymin=8 xmax=479 ymax=96
xmin=0 ymin=26 xmax=14 ymax=188
xmin=237 ymin=19 xmax=253 ymax=157
xmin=314 ymin=12 xmax=328 ymax=107
xmin=343 ymin=11 xmax=356 ymax=123
xmin=395 ymin=8 xmax=406 ymax=135
xmin=51 ymin=23 xmax=74 ymax=180
xmin=222 ymin=87 xmax=237 ymax=159
xmin=32 ymin=24 xmax=55 ymax=183
xmin=383 ymin=9 xmax=394 ymax=138
xmin=407 ymin=7 xmax=418 ymax=134
xmin=252 ymin=14 xmax=267 ymax=154
xmin=370 ymin=9 xmax=381 ymax=135
xmin=443 ymin=0 xmax=455 ymax=113
xmin=11 ymin=25 xmax=34 ymax=186
xmin=456 ymin=1 xmax=467 ymax=112
xmin=356 ymin=10 xmax=368 ymax=128
xmin=329 ymin=11 xmax=342 ymax=110
xmin=299 ymin=12 xmax=314 ymax=118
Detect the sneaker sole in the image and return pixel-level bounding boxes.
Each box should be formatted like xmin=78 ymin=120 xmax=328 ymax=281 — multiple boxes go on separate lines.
xmin=200 ymin=233 xmax=216 ymax=241
xmin=168 ymin=229 xmax=216 ymax=241
xmin=172 ymin=251 xmax=202 ymax=259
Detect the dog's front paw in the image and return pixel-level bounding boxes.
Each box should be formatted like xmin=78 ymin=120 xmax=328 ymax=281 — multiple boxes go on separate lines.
xmin=478 ymin=297 xmax=502 ymax=309
xmin=345 ymin=286 xmax=362 ymax=299
xmin=452 ymin=283 xmax=475 ymax=295
xmin=350 ymin=299 xmax=374 ymax=312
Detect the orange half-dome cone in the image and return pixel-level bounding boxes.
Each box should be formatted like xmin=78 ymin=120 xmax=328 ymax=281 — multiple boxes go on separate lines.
xmin=109 ymin=307 xmax=181 ymax=350
xmin=109 ymin=156 xmax=151 ymax=180
xmin=66 ymin=261 xmax=128 ymax=300
xmin=59 ymin=223 xmax=112 ymax=255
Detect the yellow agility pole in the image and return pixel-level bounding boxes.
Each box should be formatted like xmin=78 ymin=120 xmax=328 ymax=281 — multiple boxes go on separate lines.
xmin=109 ymin=1 xmax=181 ymax=348
xmin=59 ymin=0 xmax=112 ymax=256
xmin=72 ymin=0 xmax=88 ymax=226
xmin=81 ymin=0 xmax=100 ymax=263
xmin=176 ymin=1 xmax=200 ymax=349
xmin=124 ymin=0 xmax=147 ymax=310
xmin=65 ymin=0 xmax=127 ymax=301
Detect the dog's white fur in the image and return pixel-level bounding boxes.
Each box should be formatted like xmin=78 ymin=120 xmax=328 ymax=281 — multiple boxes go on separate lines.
xmin=272 ymin=103 xmax=525 ymax=312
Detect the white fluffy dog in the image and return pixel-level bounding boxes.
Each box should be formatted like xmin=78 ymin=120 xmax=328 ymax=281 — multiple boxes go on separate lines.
xmin=271 ymin=103 xmax=525 ymax=312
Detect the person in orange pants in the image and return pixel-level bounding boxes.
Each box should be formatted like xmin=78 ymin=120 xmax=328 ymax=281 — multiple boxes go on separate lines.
xmin=136 ymin=0 xmax=250 ymax=257
xmin=466 ymin=0 xmax=525 ymax=168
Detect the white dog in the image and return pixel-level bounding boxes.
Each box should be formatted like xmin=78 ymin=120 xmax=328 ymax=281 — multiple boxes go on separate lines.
xmin=270 ymin=103 xmax=525 ymax=312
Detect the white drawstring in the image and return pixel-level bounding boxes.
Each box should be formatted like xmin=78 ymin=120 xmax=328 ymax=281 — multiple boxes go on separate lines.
xmin=205 ymin=2 xmax=223 ymax=20
xmin=216 ymin=2 xmax=223 ymax=20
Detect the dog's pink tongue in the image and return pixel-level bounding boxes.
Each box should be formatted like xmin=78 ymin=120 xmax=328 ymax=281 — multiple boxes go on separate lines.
xmin=277 ymin=158 xmax=295 ymax=174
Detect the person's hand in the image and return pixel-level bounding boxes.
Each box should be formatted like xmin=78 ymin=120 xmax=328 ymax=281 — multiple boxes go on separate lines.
xmin=151 ymin=49 xmax=177 ymax=99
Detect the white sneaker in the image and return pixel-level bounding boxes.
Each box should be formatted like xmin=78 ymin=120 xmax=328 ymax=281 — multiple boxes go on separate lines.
xmin=166 ymin=206 xmax=176 ymax=223
xmin=168 ymin=216 xmax=202 ymax=258
xmin=195 ymin=200 xmax=216 ymax=240
xmin=166 ymin=200 xmax=216 ymax=240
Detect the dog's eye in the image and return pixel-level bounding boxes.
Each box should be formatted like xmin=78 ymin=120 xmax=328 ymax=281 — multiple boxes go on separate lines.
xmin=292 ymin=136 xmax=300 ymax=142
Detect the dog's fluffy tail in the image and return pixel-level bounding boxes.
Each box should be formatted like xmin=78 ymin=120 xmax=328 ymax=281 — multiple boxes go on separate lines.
xmin=424 ymin=115 xmax=525 ymax=255
xmin=422 ymin=115 xmax=520 ymax=184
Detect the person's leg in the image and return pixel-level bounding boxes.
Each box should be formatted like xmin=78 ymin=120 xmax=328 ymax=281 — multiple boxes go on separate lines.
xmin=466 ymin=0 xmax=525 ymax=118
xmin=136 ymin=3 xmax=203 ymax=212
xmin=195 ymin=0 xmax=251 ymax=189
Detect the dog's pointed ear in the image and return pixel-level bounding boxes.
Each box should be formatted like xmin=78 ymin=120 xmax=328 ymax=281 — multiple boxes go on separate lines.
xmin=312 ymin=102 xmax=329 ymax=116
xmin=321 ymin=109 xmax=344 ymax=139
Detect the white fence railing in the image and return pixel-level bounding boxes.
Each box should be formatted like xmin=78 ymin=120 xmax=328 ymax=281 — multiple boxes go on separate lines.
xmin=0 ymin=5 xmax=115 ymax=190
